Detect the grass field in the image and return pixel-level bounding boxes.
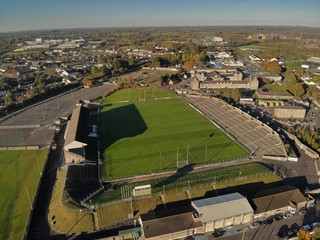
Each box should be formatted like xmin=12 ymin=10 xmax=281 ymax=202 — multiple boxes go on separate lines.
xmin=0 ymin=149 xmax=48 ymax=240
xmin=93 ymin=162 xmax=273 ymax=203
xmin=100 ymin=88 xmax=248 ymax=179
xmin=95 ymin=163 xmax=282 ymax=228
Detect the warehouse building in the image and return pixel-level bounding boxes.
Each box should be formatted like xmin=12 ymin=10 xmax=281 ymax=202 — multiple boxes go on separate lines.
xmin=274 ymin=105 xmax=306 ymax=120
xmin=191 ymin=193 xmax=254 ymax=232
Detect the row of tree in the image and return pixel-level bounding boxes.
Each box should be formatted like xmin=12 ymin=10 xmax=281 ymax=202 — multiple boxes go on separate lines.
xmin=288 ymin=126 xmax=320 ymax=153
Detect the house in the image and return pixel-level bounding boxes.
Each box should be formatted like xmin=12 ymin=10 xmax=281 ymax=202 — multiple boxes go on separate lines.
xmin=250 ymin=185 xmax=307 ymax=219
xmin=139 ymin=211 xmax=203 ymax=240
xmin=191 ymin=193 xmax=254 ymax=232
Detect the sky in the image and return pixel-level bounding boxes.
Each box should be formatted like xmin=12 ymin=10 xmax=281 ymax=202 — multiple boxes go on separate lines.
xmin=0 ymin=0 xmax=319 ymax=32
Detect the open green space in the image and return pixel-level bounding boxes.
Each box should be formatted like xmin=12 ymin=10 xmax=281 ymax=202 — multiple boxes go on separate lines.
xmin=0 ymin=149 xmax=48 ymax=240
xmin=93 ymin=162 xmax=272 ymax=204
xmin=100 ymin=88 xmax=248 ymax=179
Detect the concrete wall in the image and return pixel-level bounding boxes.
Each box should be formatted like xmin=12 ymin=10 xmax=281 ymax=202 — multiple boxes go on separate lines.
xmin=262 ymin=155 xmax=288 ymax=161
xmin=0 ymin=146 xmax=40 ymax=151
xmin=0 ymin=124 xmax=41 ymax=129
xmin=141 ymin=67 xmax=179 ymax=72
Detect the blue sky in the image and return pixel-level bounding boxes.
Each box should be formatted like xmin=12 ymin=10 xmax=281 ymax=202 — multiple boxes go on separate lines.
xmin=0 ymin=0 xmax=319 ymax=32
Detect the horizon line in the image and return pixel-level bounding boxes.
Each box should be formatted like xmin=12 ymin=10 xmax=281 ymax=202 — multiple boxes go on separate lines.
xmin=1 ymin=24 xmax=319 ymax=34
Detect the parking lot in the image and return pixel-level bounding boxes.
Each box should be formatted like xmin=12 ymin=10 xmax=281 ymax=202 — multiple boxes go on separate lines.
xmin=0 ymin=83 xmax=116 ymax=126
xmin=0 ymin=83 xmax=116 ymax=147
xmin=213 ymin=202 xmax=320 ymax=240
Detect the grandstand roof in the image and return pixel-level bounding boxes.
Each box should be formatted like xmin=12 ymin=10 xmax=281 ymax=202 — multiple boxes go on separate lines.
xmin=64 ymin=105 xmax=89 ymax=150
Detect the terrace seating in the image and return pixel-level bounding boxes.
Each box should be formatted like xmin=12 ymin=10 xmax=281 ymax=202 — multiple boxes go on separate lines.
xmin=65 ymin=164 xmax=102 ymax=203
xmin=185 ymin=96 xmax=287 ymax=158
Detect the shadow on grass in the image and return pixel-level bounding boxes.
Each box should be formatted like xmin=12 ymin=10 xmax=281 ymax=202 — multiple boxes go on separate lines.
xmin=100 ymin=104 xmax=147 ymax=149
xmin=153 ymin=164 xmax=196 ymax=189
xmin=153 ymin=180 xmax=289 ymax=213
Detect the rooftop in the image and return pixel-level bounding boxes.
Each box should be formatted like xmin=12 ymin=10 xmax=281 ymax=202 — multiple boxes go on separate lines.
xmin=192 ymin=193 xmax=253 ymax=222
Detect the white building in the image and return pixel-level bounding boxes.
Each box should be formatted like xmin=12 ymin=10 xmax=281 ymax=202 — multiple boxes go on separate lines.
xmin=191 ymin=193 xmax=254 ymax=232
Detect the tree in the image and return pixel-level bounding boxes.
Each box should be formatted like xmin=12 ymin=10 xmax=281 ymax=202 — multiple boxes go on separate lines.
xmin=82 ymin=76 xmax=93 ymax=87
xmin=184 ymin=61 xmax=194 ymax=71
xmin=34 ymin=74 xmax=44 ymax=85
xmin=4 ymin=92 xmax=15 ymax=106
xmin=297 ymin=229 xmax=311 ymax=240
xmin=261 ymin=61 xmax=282 ymax=74
xmin=231 ymin=89 xmax=241 ymax=100
xmin=290 ymin=83 xmax=305 ymax=98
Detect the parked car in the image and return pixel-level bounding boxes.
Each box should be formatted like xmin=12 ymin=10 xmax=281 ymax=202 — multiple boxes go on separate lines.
xmin=312 ymin=222 xmax=320 ymax=229
xmin=263 ymin=218 xmax=273 ymax=225
xmin=250 ymin=222 xmax=261 ymax=229
xmin=298 ymin=209 xmax=307 ymax=215
xmin=301 ymin=224 xmax=312 ymax=231
xmin=283 ymin=213 xmax=294 ymax=219
xmin=273 ymin=214 xmax=284 ymax=221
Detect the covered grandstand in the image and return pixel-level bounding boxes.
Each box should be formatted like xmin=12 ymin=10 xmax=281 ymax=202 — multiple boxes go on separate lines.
xmin=184 ymin=95 xmax=287 ymax=160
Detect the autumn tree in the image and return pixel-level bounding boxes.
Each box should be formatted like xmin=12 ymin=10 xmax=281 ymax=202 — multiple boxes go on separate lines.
xmin=297 ymin=229 xmax=311 ymax=240
xmin=184 ymin=61 xmax=194 ymax=71
xmin=261 ymin=61 xmax=282 ymax=74
xmin=82 ymin=76 xmax=93 ymax=87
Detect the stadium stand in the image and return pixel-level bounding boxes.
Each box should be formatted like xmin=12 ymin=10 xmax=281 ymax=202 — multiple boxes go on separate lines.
xmin=184 ymin=95 xmax=287 ymax=160
xmin=65 ymin=164 xmax=103 ymax=204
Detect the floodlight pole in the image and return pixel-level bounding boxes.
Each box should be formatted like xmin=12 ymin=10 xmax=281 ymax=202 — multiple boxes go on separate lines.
xmin=35 ymin=154 xmax=42 ymax=176
xmin=205 ymin=145 xmax=208 ymax=163
xmin=160 ymin=152 xmax=162 ymax=171
xmin=41 ymin=108 xmax=45 ymax=121
xmin=1 ymin=132 xmax=6 ymax=146
xmin=187 ymin=146 xmax=189 ymax=165
xmin=176 ymin=147 xmax=179 ymax=168
xmin=26 ymin=187 xmax=33 ymax=210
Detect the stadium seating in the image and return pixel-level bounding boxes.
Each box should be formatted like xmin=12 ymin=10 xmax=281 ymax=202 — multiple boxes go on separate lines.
xmin=184 ymin=96 xmax=287 ymax=158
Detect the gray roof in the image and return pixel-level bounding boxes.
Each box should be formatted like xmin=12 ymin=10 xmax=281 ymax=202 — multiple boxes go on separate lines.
xmin=192 ymin=193 xmax=253 ymax=222
xmin=65 ymin=105 xmax=89 ymax=147
xmin=141 ymin=212 xmax=202 ymax=238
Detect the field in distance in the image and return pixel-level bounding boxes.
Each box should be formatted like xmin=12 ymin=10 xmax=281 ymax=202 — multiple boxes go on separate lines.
xmin=0 ymin=149 xmax=48 ymax=240
xmin=100 ymin=88 xmax=248 ymax=180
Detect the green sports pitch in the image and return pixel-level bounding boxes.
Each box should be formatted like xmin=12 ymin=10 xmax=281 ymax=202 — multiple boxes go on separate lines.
xmin=100 ymin=88 xmax=248 ymax=179
xmin=0 ymin=149 xmax=48 ymax=240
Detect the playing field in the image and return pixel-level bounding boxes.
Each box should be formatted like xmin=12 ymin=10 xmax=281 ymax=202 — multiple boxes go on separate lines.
xmin=100 ymin=88 xmax=248 ymax=179
xmin=0 ymin=149 xmax=48 ymax=240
